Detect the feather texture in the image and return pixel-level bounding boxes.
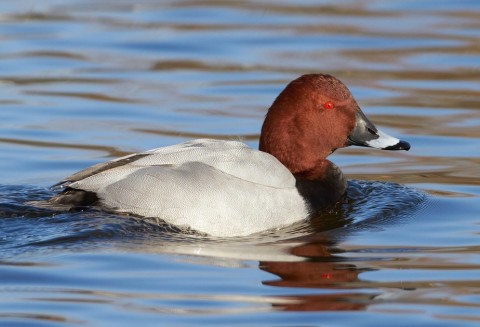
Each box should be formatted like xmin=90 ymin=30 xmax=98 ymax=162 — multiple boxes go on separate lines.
xmin=58 ymin=139 xmax=308 ymax=236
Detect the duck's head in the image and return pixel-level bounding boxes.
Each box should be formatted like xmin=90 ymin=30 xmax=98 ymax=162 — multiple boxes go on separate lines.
xmin=259 ymin=74 xmax=410 ymax=175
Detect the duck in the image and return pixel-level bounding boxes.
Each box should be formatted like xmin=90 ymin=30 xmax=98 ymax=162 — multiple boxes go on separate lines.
xmin=50 ymin=74 xmax=410 ymax=237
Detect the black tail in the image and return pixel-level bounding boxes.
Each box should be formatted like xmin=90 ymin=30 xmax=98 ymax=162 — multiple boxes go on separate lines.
xmin=50 ymin=187 xmax=99 ymax=208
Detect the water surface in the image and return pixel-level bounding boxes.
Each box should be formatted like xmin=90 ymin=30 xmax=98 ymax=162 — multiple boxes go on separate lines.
xmin=1 ymin=1 xmax=480 ymax=326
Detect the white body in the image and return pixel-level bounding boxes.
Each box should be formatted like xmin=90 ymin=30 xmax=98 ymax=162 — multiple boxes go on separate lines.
xmin=67 ymin=139 xmax=309 ymax=237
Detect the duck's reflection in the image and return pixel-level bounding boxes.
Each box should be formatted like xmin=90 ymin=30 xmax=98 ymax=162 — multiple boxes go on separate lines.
xmin=259 ymin=240 xmax=374 ymax=311
xmin=119 ymin=196 xmax=381 ymax=312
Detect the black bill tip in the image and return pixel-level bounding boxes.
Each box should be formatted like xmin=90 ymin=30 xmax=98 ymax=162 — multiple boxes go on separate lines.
xmin=384 ymin=140 xmax=410 ymax=151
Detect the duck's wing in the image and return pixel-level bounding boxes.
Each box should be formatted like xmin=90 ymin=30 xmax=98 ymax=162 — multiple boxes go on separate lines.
xmin=58 ymin=139 xmax=296 ymax=191
xmin=53 ymin=153 xmax=150 ymax=188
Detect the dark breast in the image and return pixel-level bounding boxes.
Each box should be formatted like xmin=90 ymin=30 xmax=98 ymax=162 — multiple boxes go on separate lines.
xmin=295 ymin=161 xmax=347 ymax=212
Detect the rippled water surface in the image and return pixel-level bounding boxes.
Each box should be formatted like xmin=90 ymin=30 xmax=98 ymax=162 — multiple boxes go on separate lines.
xmin=1 ymin=1 xmax=480 ymax=326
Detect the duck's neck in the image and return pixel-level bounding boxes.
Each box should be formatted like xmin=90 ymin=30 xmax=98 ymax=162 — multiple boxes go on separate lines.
xmin=292 ymin=159 xmax=332 ymax=180
xmin=259 ymin=133 xmax=332 ymax=176
xmin=259 ymin=140 xmax=347 ymax=210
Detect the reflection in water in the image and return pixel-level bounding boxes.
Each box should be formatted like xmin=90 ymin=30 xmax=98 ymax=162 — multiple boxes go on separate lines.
xmin=261 ymin=242 xmax=369 ymax=311
xmin=0 ymin=180 xmax=425 ymax=316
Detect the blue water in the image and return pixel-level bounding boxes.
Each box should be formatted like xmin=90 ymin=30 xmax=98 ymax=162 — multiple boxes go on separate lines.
xmin=1 ymin=1 xmax=480 ymax=326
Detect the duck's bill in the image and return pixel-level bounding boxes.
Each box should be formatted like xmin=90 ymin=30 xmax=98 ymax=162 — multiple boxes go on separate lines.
xmin=347 ymin=110 xmax=410 ymax=151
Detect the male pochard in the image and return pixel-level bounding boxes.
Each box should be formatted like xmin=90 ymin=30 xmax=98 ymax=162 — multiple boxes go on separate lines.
xmin=51 ymin=74 xmax=410 ymax=237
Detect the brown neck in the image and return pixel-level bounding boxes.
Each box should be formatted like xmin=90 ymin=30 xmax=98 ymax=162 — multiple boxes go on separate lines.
xmin=293 ymin=159 xmax=331 ymax=180
xmin=259 ymin=116 xmax=335 ymax=177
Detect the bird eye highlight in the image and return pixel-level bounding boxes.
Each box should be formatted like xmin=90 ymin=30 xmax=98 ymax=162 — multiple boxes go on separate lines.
xmin=323 ymin=101 xmax=335 ymax=110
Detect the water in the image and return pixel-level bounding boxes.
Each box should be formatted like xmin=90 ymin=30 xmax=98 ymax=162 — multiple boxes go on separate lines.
xmin=1 ymin=1 xmax=480 ymax=326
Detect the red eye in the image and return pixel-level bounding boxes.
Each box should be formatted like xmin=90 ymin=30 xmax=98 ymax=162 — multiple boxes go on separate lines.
xmin=323 ymin=101 xmax=335 ymax=110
